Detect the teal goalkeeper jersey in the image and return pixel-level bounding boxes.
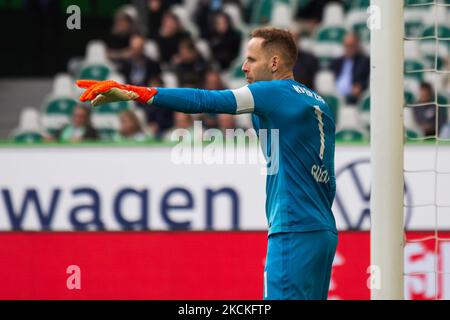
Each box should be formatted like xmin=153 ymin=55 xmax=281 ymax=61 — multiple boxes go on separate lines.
xmin=248 ymin=80 xmax=336 ymax=235
xmin=152 ymin=79 xmax=337 ymax=235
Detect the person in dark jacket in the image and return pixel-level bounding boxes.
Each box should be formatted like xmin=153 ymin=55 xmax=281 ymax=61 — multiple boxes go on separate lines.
xmin=157 ymin=12 xmax=191 ymax=64
xmin=293 ymin=50 xmax=320 ymax=91
xmin=119 ymin=34 xmax=161 ymax=87
xmin=331 ymin=32 xmax=370 ymax=104
xmin=208 ymin=11 xmax=242 ymax=70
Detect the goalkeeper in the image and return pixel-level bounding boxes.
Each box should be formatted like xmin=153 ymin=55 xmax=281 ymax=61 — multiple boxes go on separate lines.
xmin=78 ymin=27 xmax=338 ymax=300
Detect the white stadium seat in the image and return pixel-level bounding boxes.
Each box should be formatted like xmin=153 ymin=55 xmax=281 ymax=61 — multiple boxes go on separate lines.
xmin=323 ymin=2 xmax=345 ymax=26
xmin=144 ymin=40 xmax=160 ymax=61
xmin=314 ymin=71 xmax=337 ymax=95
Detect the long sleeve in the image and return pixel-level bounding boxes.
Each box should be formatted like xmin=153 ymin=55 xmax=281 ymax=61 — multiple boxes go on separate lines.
xmin=150 ymin=87 xmax=255 ymax=115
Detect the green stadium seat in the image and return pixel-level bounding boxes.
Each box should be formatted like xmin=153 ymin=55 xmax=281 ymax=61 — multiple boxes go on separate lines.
xmin=358 ymin=92 xmax=370 ymax=129
xmin=322 ymin=95 xmax=340 ymax=124
xmin=13 ymin=132 xmax=43 ymax=143
xmin=97 ymin=128 xmax=118 ymax=141
xmin=404 ymin=59 xmax=425 ymax=82
xmin=419 ymin=25 xmax=450 ymax=69
xmin=404 ymin=90 xmax=416 ymax=105
xmin=41 ymin=97 xmax=78 ymax=136
xmin=438 ymin=94 xmax=449 ymax=123
xmin=313 ymin=26 xmax=347 ymax=68
xmin=78 ymin=64 xmax=112 ymax=81
xmin=91 ymin=101 xmax=133 ymax=141
xmin=93 ymin=100 xmax=131 ymax=115
xmin=346 ymin=9 xmax=370 ymax=44
xmin=405 ymin=128 xmax=423 ymax=140
xmin=405 ymin=0 xmax=434 ymax=6
xmin=404 ymin=8 xmax=426 ymax=38
xmin=248 ymin=0 xmax=273 ymax=25
xmin=336 ymin=128 xmax=367 ymax=142
xmin=315 ymin=26 xmax=347 ymax=43
xmin=346 ymin=0 xmax=370 ymax=10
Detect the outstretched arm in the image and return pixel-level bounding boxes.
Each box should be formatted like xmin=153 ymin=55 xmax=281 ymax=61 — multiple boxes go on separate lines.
xmin=151 ymin=87 xmax=254 ymax=114
xmin=76 ymin=80 xmax=255 ymax=115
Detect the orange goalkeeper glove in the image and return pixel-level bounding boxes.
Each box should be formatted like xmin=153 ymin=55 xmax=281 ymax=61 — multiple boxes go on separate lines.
xmin=76 ymin=80 xmax=158 ymax=107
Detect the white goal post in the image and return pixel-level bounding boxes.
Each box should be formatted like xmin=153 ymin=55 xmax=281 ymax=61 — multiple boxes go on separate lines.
xmin=370 ymin=0 xmax=405 ymax=300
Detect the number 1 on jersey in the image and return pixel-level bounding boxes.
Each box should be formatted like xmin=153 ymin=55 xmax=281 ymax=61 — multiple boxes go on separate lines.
xmin=313 ymin=105 xmax=325 ymax=161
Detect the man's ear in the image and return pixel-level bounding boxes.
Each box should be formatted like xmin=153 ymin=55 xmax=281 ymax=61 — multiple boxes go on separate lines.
xmin=270 ymin=56 xmax=280 ymax=73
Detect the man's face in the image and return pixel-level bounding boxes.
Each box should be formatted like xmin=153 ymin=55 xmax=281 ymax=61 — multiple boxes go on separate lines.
xmin=72 ymin=107 xmax=88 ymax=128
xmin=344 ymin=34 xmax=359 ymax=58
xmin=241 ymin=38 xmax=274 ymax=84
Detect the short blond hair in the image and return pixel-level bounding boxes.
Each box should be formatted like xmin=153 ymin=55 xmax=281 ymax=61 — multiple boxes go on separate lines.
xmin=250 ymin=27 xmax=298 ymax=69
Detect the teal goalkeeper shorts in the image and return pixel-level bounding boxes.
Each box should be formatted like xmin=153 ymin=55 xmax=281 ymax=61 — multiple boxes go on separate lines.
xmin=263 ymin=230 xmax=338 ymax=300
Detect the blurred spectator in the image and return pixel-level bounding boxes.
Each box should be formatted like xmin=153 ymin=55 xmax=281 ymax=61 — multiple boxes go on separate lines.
xmin=157 ymin=12 xmax=191 ymax=64
xmin=119 ymin=34 xmax=161 ymax=86
xmin=413 ymin=82 xmax=446 ymax=137
xmin=105 ymin=10 xmax=139 ymax=62
xmin=197 ymin=69 xmax=228 ymax=129
xmin=331 ymin=32 xmax=370 ymax=104
xmin=113 ymin=110 xmax=147 ymax=142
xmin=195 ymin=0 xmax=243 ymax=38
xmin=291 ymin=29 xmax=320 ymax=90
xmin=194 ymin=0 xmax=222 ymax=39
xmin=145 ymin=77 xmax=175 ymax=139
xmin=164 ymin=113 xmax=201 ymax=142
xmin=208 ymin=12 xmax=242 ymax=70
xmin=218 ymin=114 xmax=236 ymax=133
xmin=146 ymin=0 xmax=183 ymax=39
xmin=296 ymin=0 xmax=343 ymax=35
xmin=56 ymin=105 xmax=98 ymax=143
xmin=173 ymin=39 xmax=209 ymax=87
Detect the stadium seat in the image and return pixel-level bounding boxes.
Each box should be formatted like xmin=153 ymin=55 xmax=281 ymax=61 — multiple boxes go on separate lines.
xmin=404 ymin=8 xmax=426 ymax=38
xmin=358 ymin=92 xmax=370 ymax=129
xmin=313 ymin=26 xmax=347 ymax=68
xmin=345 ymin=9 xmax=370 ymax=47
xmin=183 ymin=0 xmax=200 ymax=15
xmin=91 ymin=100 xmax=133 ymax=140
xmin=423 ymin=72 xmax=445 ymax=92
xmin=404 ymin=58 xmax=425 ymax=82
xmin=11 ymin=107 xmax=44 ymax=143
xmin=322 ymin=2 xmax=344 ymax=26
xmin=346 ymin=0 xmax=370 ymax=10
xmin=171 ymin=4 xmax=199 ymax=38
xmin=195 ymin=39 xmax=212 ymax=60
xmin=161 ymin=71 xmax=179 ymax=88
xmin=314 ymin=70 xmax=336 ymax=95
xmin=404 ymin=41 xmax=422 ymax=60
xmin=322 ymin=94 xmax=341 ymax=125
xmin=78 ymin=40 xmax=115 ymax=81
xmin=116 ymin=4 xmax=139 ymax=22
xmin=405 ymin=0 xmax=435 ymax=5
xmin=419 ymin=25 xmax=450 ymax=70
xmin=405 ymin=127 xmax=423 ymax=140
xmin=223 ymin=3 xmax=248 ymax=34
xmin=13 ymin=132 xmax=44 ymax=143
xmin=335 ymin=128 xmax=368 ymax=142
xmin=248 ymin=0 xmax=273 ymax=25
xmin=144 ymin=40 xmax=160 ymax=61
xmin=271 ymin=1 xmax=292 ymax=28
xmin=337 ymin=106 xmax=362 ymax=131
xmin=78 ymin=64 xmax=112 ymax=81
xmin=41 ymin=74 xmax=78 ymax=136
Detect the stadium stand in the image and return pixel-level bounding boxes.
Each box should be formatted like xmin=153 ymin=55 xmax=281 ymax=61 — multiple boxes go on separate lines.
xmin=3 ymin=0 xmax=450 ymax=143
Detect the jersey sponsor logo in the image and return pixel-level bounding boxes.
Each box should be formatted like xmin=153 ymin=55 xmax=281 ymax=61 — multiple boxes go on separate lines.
xmin=292 ymin=85 xmax=325 ymax=104
xmin=311 ymin=164 xmax=330 ymax=184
